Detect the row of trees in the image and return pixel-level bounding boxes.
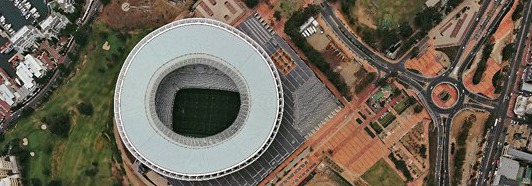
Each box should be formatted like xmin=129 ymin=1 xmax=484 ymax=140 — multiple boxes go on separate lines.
xmin=472 ymin=44 xmax=494 ymax=85
xmin=285 ymin=6 xmax=350 ymax=97
xmin=452 ymin=115 xmax=475 ymax=185
xmin=388 ymin=154 xmax=414 ymax=181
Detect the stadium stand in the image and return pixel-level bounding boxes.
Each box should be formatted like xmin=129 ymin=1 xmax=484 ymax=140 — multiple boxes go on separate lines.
xmin=166 ymin=15 xmax=341 ymax=185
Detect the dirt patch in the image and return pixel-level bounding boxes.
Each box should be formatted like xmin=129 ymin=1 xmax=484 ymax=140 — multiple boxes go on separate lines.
xmin=94 ymin=135 xmax=105 ymax=151
xmin=100 ymin=0 xmax=194 ymax=30
xmin=51 ymin=143 xmax=66 ymax=178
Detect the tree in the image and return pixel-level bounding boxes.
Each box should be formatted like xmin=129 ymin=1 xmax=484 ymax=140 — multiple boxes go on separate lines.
xmin=398 ymin=22 xmax=413 ymax=38
xmin=42 ymin=113 xmax=71 ymax=138
xmin=414 ymin=104 xmax=423 ymax=113
xmin=419 ymin=144 xmax=427 ymax=158
xmin=410 ymin=47 xmax=419 ymax=59
xmin=274 ymin=11 xmax=282 ymax=21
xmin=243 ymin=0 xmax=260 ymax=8
xmin=76 ymin=102 xmax=94 ymax=116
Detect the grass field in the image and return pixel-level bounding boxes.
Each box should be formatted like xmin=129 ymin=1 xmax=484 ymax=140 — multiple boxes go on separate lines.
xmin=362 ymin=159 xmax=405 ymax=186
xmin=173 ymin=89 xmax=240 ymax=137
xmin=353 ymin=0 xmax=426 ymax=26
xmin=0 ymin=21 xmax=147 ymax=185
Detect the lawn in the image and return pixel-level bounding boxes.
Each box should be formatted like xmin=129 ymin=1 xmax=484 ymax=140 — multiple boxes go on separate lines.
xmin=378 ymin=112 xmax=397 ymax=128
xmin=393 ymin=96 xmax=412 ymax=114
xmin=362 ymin=159 xmax=405 ymax=186
xmin=274 ymin=0 xmax=306 ymax=18
xmin=0 ymin=21 xmax=147 ymax=185
xmin=173 ymin=88 xmax=240 ymax=137
xmin=354 ymin=0 xmax=426 ymax=26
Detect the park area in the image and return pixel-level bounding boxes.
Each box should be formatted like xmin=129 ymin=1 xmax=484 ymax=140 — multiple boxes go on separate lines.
xmin=450 ymin=109 xmax=491 ymax=185
xmin=0 ymin=21 xmax=147 ymax=185
xmin=361 ymin=159 xmax=405 ymax=186
xmin=351 ymin=0 xmax=426 ymax=26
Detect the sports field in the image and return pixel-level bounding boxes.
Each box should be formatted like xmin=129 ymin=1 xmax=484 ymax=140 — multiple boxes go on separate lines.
xmin=361 ymin=159 xmax=405 ymax=186
xmin=173 ymin=89 xmax=240 ymax=137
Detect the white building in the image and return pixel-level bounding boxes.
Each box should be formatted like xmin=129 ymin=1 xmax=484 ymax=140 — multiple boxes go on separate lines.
xmin=9 ymin=26 xmax=44 ymax=53
xmin=55 ymin=0 xmax=75 ymax=13
xmin=0 ymin=156 xmax=21 ymax=186
xmin=0 ymin=85 xmax=15 ymax=106
xmin=16 ymin=63 xmax=35 ymax=90
xmin=23 ymin=55 xmax=46 ymax=78
xmin=39 ymin=12 xmax=70 ymax=39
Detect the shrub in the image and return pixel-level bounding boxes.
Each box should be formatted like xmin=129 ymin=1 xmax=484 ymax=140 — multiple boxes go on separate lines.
xmin=76 ymin=102 xmax=94 ymax=116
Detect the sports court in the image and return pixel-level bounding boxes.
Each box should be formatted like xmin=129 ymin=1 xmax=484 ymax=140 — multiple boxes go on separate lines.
xmin=172 ymin=88 xmax=241 ymax=137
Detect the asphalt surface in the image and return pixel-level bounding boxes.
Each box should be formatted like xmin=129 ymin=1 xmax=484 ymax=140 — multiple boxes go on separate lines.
xmin=475 ymin=0 xmax=532 ymax=185
xmin=319 ymin=0 xmax=528 ymax=185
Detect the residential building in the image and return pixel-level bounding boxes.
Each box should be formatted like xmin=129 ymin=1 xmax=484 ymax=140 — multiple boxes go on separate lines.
xmin=0 ymin=85 xmax=15 ymax=106
xmin=39 ymin=12 xmax=70 ymax=39
xmin=492 ymin=157 xmax=519 ymax=186
xmin=9 ymin=26 xmax=44 ymax=53
xmin=15 ymin=63 xmax=35 ymax=90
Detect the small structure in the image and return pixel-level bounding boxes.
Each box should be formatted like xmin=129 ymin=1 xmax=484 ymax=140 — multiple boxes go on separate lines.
xmin=425 ymin=0 xmax=441 ymax=7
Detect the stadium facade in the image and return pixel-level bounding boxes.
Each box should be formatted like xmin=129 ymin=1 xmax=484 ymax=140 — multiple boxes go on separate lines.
xmin=115 ymin=17 xmax=341 ymax=186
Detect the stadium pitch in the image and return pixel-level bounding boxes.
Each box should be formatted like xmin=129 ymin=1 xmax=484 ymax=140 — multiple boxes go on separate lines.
xmin=172 ymin=88 xmax=241 ymax=137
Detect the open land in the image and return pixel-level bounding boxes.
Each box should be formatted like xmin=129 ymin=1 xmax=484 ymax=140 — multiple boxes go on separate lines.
xmin=450 ymin=109 xmax=490 ymax=185
xmin=100 ymin=0 xmax=194 ymax=30
xmin=0 ymin=21 xmax=147 ymax=185
xmin=361 ymin=159 xmax=406 ymax=186
xmin=350 ymin=0 xmax=426 ymax=27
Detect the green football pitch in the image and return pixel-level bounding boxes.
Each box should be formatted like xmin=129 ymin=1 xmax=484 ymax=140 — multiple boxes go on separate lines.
xmin=172 ymin=88 xmax=241 ymax=137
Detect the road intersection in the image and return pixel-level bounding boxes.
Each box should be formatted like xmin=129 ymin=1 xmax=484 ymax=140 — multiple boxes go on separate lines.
xmin=319 ymin=0 xmax=531 ymax=184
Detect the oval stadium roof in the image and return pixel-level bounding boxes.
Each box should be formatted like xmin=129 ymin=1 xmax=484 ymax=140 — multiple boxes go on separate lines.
xmin=114 ymin=18 xmax=284 ymax=181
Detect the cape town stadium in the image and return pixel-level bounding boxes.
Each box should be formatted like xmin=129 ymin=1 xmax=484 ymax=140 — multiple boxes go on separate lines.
xmin=114 ymin=17 xmax=340 ymax=185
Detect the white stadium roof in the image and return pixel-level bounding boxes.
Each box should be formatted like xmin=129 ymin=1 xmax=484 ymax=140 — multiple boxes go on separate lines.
xmin=114 ymin=18 xmax=284 ymax=181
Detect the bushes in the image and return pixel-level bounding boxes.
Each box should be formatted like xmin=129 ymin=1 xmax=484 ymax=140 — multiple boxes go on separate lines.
xmin=453 ymin=116 xmax=475 ymax=185
xmin=285 ymin=6 xmax=349 ymax=97
xmin=453 ymin=147 xmax=467 ymax=185
xmin=472 ymin=44 xmax=494 ymax=85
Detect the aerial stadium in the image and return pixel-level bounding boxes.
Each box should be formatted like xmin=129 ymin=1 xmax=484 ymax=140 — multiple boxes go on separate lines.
xmin=115 ymin=17 xmax=341 ymax=185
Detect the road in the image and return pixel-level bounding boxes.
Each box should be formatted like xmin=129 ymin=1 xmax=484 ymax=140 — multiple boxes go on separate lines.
xmin=319 ymin=0 xmax=527 ymax=185
xmin=475 ymin=0 xmax=532 ymax=184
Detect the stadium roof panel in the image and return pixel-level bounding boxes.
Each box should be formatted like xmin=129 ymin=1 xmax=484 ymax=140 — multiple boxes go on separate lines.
xmin=114 ymin=18 xmax=284 ymax=180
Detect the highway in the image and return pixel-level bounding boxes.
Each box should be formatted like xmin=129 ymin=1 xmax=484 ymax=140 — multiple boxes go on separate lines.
xmin=475 ymin=0 xmax=532 ymax=184
xmin=319 ymin=0 xmax=528 ymax=185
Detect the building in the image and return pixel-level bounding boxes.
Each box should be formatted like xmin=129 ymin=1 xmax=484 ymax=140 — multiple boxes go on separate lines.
xmin=506 ymin=124 xmax=531 ymax=149
xmin=15 ymin=63 xmax=35 ymax=90
xmin=115 ymin=18 xmax=340 ymax=185
xmin=39 ymin=12 xmax=70 ymax=39
xmin=521 ymin=66 xmax=532 ymax=93
xmin=493 ymin=157 xmax=520 ymax=186
xmin=425 ymin=0 xmax=441 ymax=7
xmin=505 ymin=147 xmax=532 ymax=163
xmin=0 ymin=85 xmax=15 ymax=106
xmin=55 ymin=0 xmax=75 ymax=13
xmin=22 ymin=55 xmax=46 ymax=78
xmin=9 ymin=26 xmax=44 ymax=53
xmin=0 ymin=156 xmax=22 ymax=186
